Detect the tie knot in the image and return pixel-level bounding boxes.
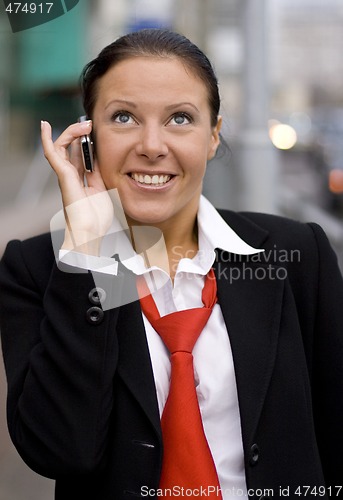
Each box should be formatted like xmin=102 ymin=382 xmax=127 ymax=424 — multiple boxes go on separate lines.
xmin=153 ymin=307 xmax=213 ymax=354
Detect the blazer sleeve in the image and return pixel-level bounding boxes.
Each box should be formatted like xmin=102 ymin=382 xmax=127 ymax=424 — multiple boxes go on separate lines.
xmin=308 ymin=222 xmax=343 ymax=487
xmin=0 ymin=239 xmax=122 ymax=478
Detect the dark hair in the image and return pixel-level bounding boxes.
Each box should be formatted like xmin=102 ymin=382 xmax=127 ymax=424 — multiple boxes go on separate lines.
xmin=80 ymin=29 xmax=220 ymax=127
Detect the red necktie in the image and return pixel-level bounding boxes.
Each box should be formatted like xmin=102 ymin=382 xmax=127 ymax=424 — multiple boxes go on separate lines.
xmin=138 ymin=269 xmax=222 ymax=498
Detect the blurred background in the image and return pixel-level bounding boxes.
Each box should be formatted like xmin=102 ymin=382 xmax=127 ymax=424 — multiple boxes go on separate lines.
xmin=0 ymin=0 xmax=343 ymax=497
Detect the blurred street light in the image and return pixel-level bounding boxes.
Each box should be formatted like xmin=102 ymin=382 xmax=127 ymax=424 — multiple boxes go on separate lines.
xmin=269 ymin=123 xmax=297 ymax=150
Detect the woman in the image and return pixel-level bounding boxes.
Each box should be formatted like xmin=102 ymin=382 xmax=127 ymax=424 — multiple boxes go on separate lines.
xmin=0 ymin=29 xmax=342 ymax=500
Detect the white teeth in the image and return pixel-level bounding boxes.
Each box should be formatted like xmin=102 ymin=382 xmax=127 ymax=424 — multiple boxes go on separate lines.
xmin=131 ymin=173 xmax=171 ymax=185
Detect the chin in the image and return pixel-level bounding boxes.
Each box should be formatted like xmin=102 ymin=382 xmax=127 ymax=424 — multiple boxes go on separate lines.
xmin=123 ymin=205 xmax=173 ymax=227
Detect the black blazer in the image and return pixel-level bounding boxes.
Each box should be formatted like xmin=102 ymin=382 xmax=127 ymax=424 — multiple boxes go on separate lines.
xmin=0 ymin=210 xmax=342 ymax=500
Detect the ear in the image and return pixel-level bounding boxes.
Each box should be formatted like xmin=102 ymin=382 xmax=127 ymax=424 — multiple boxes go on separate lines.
xmin=207 ymin=115 xmax=222 ymax=161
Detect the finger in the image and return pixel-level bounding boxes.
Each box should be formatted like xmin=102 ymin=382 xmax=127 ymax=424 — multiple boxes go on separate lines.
xmin=41 ymin=120 xmax=92 ymax=178
xmin=41 ymin=120 xmax=55 ymax=161
xmin=41 ymin=120 xmax=69 ymax=177
xmin=54 ymin=120 xmax=93 ymax=151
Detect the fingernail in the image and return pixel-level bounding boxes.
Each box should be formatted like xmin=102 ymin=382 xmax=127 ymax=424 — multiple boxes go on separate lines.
xmin=41 ymin=120 xmax=45 ymax=129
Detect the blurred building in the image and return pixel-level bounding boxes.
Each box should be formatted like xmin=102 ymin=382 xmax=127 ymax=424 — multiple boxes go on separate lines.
xmin=271 ymin=0 xmax=343 ymax=113
xmin=0 ymin=2 xmax=92 ymax=158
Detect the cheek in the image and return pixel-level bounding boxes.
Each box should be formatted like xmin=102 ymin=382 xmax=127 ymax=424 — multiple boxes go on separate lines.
xmin=182 ymin=140 xmax=212 ymax=173
xmin=95 ymin=134 xmax=123 ymax=171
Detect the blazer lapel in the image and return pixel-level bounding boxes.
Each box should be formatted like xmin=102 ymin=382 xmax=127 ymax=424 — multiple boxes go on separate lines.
xmin=213 ymin=251 xmax=285 ymax=444
xmin=115 ymin=268 xmax=162 ymax=441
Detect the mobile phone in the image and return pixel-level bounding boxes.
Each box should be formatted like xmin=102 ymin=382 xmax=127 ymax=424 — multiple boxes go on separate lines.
xmin=78 ymin=115 xmax=94 ymax=173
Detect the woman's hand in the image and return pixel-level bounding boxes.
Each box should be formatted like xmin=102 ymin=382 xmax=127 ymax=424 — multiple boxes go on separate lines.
xmin=41 ymin=120 xmax=114 ymax=255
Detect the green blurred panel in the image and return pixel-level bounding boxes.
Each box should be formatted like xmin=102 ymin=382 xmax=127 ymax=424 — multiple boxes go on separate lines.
xmin=18 ymin=1 xmax=88 ymax=90
xmin=0 ymin=14 xmax=13 ymax=86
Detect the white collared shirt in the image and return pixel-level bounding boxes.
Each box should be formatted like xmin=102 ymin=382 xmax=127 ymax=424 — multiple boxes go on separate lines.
xmin=59 ymin=195 xmax=264 ymax=499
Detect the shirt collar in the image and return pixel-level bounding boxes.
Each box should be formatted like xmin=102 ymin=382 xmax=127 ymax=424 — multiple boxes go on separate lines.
xmin=101 ymin=195 xmax=264 ymax=278
xmin=197 ymin=195 xmax=264 ymax=256
xmin=176 ymin=196 xmax=264 ymax=275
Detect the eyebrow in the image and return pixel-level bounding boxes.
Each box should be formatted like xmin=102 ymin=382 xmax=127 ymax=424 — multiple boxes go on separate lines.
xmin=105 ymin=99 xmax=137 ymax=110
xmin=165 ymin=102 xmax=200 ymax=113
xmin=104 ymin=99 xmax=200 ymax=113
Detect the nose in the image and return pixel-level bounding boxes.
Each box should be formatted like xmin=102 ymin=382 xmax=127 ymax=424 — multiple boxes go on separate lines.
xmin=135 ymin=123 xmax=168 ymax=161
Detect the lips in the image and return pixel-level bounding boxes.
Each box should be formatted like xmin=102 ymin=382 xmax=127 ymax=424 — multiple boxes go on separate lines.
xmin=130 ymin=173 xmax=173 ymax=186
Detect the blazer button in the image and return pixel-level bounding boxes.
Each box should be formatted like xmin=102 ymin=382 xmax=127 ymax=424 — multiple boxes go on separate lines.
xmin=88 ymin=287 xmax=106 ymax=305
xmin=86 ymin=306 xmax=104 ymax=325
xmin=249 ymin=443 xmax=260 ymax=466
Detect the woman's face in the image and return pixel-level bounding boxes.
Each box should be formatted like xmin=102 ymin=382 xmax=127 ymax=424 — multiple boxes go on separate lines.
xmin=92 ymin=56 xmax=221 ymax=229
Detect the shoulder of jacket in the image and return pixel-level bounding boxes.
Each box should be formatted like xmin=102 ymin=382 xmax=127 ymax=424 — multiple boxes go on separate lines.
xmin=218 ymin=208 xmax=305 ymax=231
xmin=219 ymin=208 xmax=320 ymax=242
xmin=3 ymin=232 xmax=56 ymax=279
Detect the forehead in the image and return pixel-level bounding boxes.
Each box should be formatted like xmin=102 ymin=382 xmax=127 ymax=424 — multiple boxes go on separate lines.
xmin=94 ymin=56 xmax=209 ymax=108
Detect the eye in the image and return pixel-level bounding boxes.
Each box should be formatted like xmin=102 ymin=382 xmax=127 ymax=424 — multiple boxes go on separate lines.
xmin=112 ymin=111 xmax=135 ymax=124
xmin=169 ymin=113 xmax=192 ymax=126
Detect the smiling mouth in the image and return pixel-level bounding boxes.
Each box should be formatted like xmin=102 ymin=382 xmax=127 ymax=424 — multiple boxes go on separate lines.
xmin=130 ymin=173 xmax=173 ymax=186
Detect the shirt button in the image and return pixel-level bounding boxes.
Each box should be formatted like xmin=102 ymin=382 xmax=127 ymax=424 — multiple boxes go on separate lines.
xmin=86 ymin=306 xmax=104 ymax=325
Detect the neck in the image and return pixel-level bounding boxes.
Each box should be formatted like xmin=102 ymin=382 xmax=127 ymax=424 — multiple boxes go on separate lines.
xmin=163 ymin=217 xmax=199 ymax=278
xmin=128 ymin=213 xmax=199 ymax=281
